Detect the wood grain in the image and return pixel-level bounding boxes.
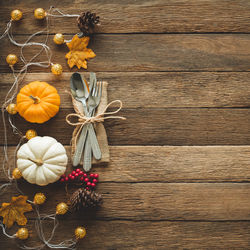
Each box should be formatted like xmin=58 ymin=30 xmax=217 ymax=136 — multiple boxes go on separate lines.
xmin=1 ymin=0 xmax=250 ymax=34
xmin=1 ymin=72 xmax=250 ymax=108
xmin=1 ymin=108 xmax=249 ymax=145
xmin=1 ymin=34 xmax=250 ymax=72
xmin=2 ymin=182 xmax=250 ymax=221
xmin=1 ymin=220 xmax=250 ymax=249
xmin=1 ymin=0 xmax=250 ymax=249
xmin=1 ymin=146 xmax=250 ymax=183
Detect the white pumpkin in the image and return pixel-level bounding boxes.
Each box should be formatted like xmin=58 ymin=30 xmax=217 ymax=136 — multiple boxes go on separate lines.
xmin=17 ymin=136 xmax=68 ymax=186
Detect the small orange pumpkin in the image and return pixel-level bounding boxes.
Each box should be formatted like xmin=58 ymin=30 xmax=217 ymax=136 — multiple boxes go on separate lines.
xmin=16 ymin=81 xmax=60 ymax=123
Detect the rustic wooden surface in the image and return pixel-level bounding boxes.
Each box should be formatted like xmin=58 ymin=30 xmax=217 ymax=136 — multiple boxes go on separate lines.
xmin=0 ymin=0 xmax=250 ymax=249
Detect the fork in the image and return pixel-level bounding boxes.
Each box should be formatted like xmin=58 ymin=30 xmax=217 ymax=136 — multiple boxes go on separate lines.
xmin=83 ymin=80 xmax=103 ymax=171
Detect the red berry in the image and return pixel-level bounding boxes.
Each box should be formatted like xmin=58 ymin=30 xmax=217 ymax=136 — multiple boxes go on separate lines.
xmin=79 ymin=171 xmax=84 ymax=175
xmin=60 ymin=178 xmax=65 ymax=182
xmin=83 ymin=173 xmax=87 ymax=178
xmin=89 ymin=173 xmax=94 ymax=178
xmin=65 ymin=177 xmax=69 ymax=181
xmin=91 ymin=183 xmax=96 ymax=188
xmin=75 ymin=173 xmax=79 ymax=177
xmin=61 ymin=174 xmax=66 ymax=178
xmin=94 ymin=173 xmax=99 ymax=179
xmin=93 ymin=178 xmax=98 ymax=183
xmin=84 ymin=178 xmax=89 ymax=182
xmin=87 ymin=182 xmax=91 ymax=186
xmin=86 ymin=187 xmax=90 ymax=190
xmin=72 ymin=171 xmax=76 ymax=175
xmin=80 ymin=177 xmax=84 ymax=181
xmin=71 ymin=176 xmax=75 ymax=180
xmin=76 ymin=168 xmax=80 ymax=173
xmin=68 ymin=174 xmax=72 ymax=178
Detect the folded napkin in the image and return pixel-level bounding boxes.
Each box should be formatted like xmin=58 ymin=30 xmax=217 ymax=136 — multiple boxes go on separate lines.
xmin=70 ymin=81 xmax=110 ymax=164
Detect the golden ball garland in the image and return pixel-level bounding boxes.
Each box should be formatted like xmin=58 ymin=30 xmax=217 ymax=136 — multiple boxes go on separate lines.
xmin=7 ymin=10 xmax=63 ymax=76
xmin=11 ymin=9 xmax=23 ymax=21
xmin=53 ymin=33 xmax=65 ymax=45
xmin=4 ymin=8 xmax=92 ymax=245
xmin=56 ymin=202 xmax=68 ymax=215
xmin=25 ymin=129 xmax=37 ymax=140
xmin=12 ymin=168 xmax=22 ymax=179
xmin=6 ymin=103 xmax=17 ymax=115
xmin=33 ymin=193 xmax=46 ymax=205
xmin=16 ymin=228 xmax=29 ymax=240
xmin=51 ymin=63 xmax=63 ymax=75
xmin=75 ymin=227 xmax=86 ymax=239
xmin=34 ymin=8 xmax=46 ymax=20
xmin=6 ymin=54 xmax=18 ymax=66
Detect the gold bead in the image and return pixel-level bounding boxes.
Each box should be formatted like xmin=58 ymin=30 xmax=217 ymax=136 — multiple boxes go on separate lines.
xmin=6 ymin=54 xmax=18 ymax=66
xmin=25 ymin=129 xmax=37 ymax=140
xmin=34 ymin=8 xmax=46 ymax=20
xmin=6 ymin=103 xmax=17 ymax=115
xmin=51 ymin=63 xmax=63 ymax=75
xmin=53 ymin=33 xmax=64 ymax=45
xmin=11 ymin=10 xmax=23 ymax=21
xmin=56 ymin=202 xmax=68 ymax=215
xmin=75 ymin=226 xmax=86 ymax=239
xmin=12 ymin=168 xmax=22 ymax=179
xmin=16 ymin=228 xmax=29 ymax=240
xmin=33 ymin=193 xmax=46 ymax=205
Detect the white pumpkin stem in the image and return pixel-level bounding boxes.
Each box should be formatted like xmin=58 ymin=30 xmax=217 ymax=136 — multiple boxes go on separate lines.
xmin=28 ymin=158 xmax=43 ymax=166
xmin=29 ymin=95 xmax=41 ymax=104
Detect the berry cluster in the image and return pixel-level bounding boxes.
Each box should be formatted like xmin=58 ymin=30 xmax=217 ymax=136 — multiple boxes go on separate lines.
xmin=60 ymin=169 xmax=99 ymax=190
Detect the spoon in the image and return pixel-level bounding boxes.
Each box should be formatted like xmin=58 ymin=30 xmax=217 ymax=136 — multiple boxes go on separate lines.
xmin=70 ymin=72 xmax=89 ymax=114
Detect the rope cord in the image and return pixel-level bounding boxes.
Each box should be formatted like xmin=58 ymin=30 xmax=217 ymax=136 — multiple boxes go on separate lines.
xmin=0 ymin=6 xmax=79 ymax=249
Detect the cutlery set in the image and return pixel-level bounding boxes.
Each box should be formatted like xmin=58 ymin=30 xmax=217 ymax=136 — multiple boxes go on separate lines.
xmin=70 ymin=72 xmax=102 ymax=171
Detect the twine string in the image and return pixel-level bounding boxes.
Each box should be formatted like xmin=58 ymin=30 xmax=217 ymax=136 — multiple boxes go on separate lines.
xmin=46 ymin=7 xmax=79 ymax=42
xmin=0 ymin=20 xmax=12 ymax=40
xmin=47 ymin=8 xmax=80 ymax=18
xmin=66 ymin=100 xmax=126 ymax=147
xmin=20 ymin=207 xmax=76 ymax=250
xmin=66 ymin=100 xmax=126 ymax=126
xmin=0 ymin=223 xmax=16 ymax=239
xmin=0 ymin=5 xmax=56 ymax=184
xmin=0 ymin=6 xmax=80 ymax=249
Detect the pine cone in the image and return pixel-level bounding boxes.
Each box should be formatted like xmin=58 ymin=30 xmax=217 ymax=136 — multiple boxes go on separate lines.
xmin=70 ymin=188 xmax=103 ymax=211
xmin=77 ymin=11 xmax=100 ymax=36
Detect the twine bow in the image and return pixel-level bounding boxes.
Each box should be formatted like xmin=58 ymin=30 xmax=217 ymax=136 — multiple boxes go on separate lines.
xmin=66 ymin=100 xmax=126 ymax=146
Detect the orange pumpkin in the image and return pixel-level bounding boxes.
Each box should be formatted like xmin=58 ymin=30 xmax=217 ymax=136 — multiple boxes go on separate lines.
xmin=16 ymin=81 xmax=60 ymax=123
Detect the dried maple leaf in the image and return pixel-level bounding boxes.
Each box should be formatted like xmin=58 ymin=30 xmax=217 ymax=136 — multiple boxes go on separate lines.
xmin=65 ymin=35 xmax=96 ymax=69
xmin=0 ymin=195 xmax=33 ymax=228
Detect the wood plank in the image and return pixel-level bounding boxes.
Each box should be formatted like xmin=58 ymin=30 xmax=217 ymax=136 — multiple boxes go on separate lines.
xmin=1 ymin=220 xmax=250 ymax=249
xmin=1 ymin=0 xmax=250 ymax=33
xmin=1 ymin=182 xmax=250 ymax=221
xmin=1 ymin=108 xmax=249 ymax=145
xmin=1 ymin=1 xmax=250 ymax=249
xmin=1 ymin=146 xmax=250 ymax=183
xmin=1 ymin=34 xmax=250 ymax=72
xmin=1 ymin=72 xmax=250 ymax=108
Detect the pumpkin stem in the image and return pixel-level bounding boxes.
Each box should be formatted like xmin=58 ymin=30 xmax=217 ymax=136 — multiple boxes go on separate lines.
xmin=29 ymin=95 xmax=41 ymax=104
xmin=28 ymin=158 xmax=43 ymax=166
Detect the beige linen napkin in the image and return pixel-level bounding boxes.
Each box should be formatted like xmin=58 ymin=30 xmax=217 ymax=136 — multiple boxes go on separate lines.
xmin=70 ymin=81 xmax=109 ymax=164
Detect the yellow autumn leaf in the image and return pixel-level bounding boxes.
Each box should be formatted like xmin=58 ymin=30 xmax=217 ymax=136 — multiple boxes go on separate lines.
xmin=0 ymin=195 xmax=33 ymax=228
xmin=65 ymin=35 xmax=96 ymax=69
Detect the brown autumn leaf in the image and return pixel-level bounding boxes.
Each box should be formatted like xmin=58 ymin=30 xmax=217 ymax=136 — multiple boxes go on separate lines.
xmin=0 ymin=195 xmax=33 ymax=228
xmin=65 ymin=35 xmax=96 ymax=69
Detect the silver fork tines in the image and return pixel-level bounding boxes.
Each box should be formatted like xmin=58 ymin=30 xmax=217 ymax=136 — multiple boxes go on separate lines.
xmin=83 ymin=80 xmax=103 ymax=171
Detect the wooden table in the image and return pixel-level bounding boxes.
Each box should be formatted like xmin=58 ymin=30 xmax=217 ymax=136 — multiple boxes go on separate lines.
xmin=0 ymin=0 xmax=250 ymax=249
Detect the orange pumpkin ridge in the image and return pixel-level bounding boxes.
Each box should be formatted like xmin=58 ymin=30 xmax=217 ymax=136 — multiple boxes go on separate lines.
xmin=16 ymin=81 xmax=60 ymax=124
